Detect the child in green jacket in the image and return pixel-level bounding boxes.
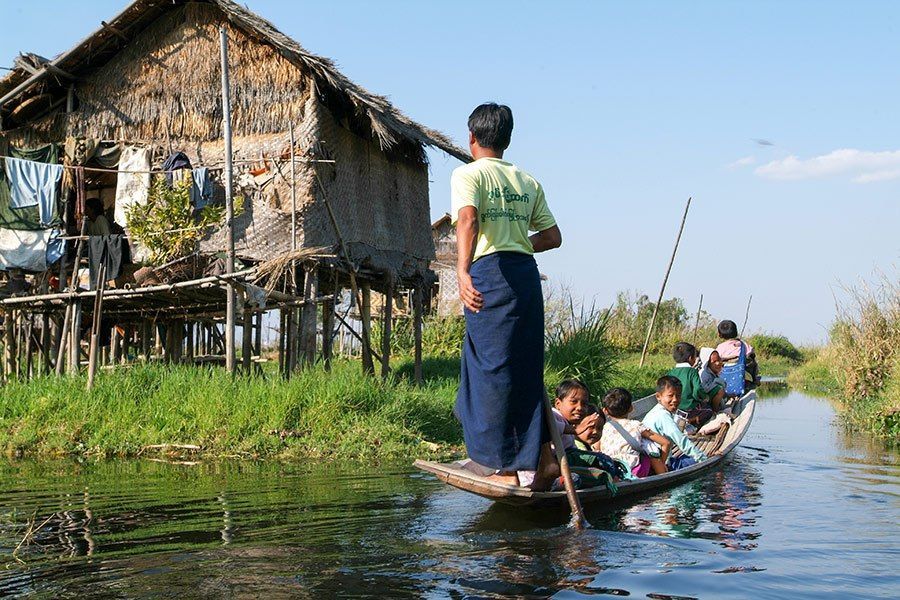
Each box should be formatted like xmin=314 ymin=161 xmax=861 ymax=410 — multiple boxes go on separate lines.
xmin=667 ymin=341 xmax=713 ymax=426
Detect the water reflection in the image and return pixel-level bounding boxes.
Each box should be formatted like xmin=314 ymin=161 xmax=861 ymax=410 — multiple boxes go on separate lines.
xmin=0 ymin=391 xmax=898 ymax=599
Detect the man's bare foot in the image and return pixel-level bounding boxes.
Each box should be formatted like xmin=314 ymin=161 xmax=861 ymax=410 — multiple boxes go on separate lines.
xmin=486 ymin=472 xmax=519 ymax=486
xmin=528 ymin=443 xmax=560 ymax=491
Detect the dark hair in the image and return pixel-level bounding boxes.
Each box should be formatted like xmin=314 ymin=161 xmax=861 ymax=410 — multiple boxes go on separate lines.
xmin=85 ymin=197 xmax=103 ymax=215
xmin=656 ymin=375 xmax=682 ymax=394
xmin=672 ymin=341 xmax=697 ymax=364
xmin=718 ymin=319 xmax=738 ymax=339
xmin=555 ymin=378 xmax=590 ymax=401
xmin=467 ymin=103 xmax=514 ymax=151
xmin=603 ymin=387 xmax=633 ymax=418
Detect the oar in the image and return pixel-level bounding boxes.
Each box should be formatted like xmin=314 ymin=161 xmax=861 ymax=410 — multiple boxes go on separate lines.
xmin=541 ymin=391 xmax=588 ymax=529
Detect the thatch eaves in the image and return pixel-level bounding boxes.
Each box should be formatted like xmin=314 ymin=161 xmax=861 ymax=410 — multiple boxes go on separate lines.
xmin=0 ymin=0 xmax=470 ymax=163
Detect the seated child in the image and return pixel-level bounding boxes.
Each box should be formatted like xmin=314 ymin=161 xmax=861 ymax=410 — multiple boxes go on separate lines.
xmin=642 ymin=375 xmax=708 ymax=471
xmin=698 ymin=348 xmax=727 ymax=410
xmin=715 ymin=319 xmax=760 ymax=387
xmin=552 ymin=379 xmax=628 ymax=487
xmin=598 ymin=388 xmax=672 ymax=477
xmin=667 ymin=341 xmax=714 ymax=425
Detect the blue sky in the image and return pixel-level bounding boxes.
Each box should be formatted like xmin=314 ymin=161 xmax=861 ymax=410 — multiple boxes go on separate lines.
xmin=2 ymin=1 xmax=897 ymax=343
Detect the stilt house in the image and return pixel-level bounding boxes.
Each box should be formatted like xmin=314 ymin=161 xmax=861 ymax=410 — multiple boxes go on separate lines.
xmin=0 ymin=0 xmax=468 ymax=380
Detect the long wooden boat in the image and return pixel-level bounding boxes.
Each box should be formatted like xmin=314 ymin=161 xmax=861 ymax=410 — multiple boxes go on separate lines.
xmin=414 ymin=390 xmax=756 ymax=507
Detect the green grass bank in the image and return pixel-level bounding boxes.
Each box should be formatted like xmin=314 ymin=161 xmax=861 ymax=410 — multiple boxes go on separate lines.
xmin=787 ymin=278 xmax=899 ymax=441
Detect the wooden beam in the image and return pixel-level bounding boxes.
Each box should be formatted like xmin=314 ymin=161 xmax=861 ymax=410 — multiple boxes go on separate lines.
xmin=381 ymin=278 xmax=392 ymax=379
xmin=413 ymin=285 xmax=423 ymax=386
xmin=360 ymin=283 xmax=374 ymax=375
xmin=100 ymin=21 xmax=128 ymax=42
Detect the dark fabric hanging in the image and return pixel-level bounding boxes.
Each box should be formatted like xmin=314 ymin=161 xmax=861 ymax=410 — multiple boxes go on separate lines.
xmin=88 ymin=234 xmax=128 ymax=288
xmin=162 ymin=152 xmax=192 ymax=186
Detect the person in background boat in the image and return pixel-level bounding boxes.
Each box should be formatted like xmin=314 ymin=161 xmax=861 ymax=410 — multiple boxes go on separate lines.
xmin=715 ymin=319 xmax=760 ymax=387
xmin=452 ymin=102 xmax=562 ymax=491
xmin=642 ymin=376 xmax=708 ymax=471
xmin=599 ymin=387 xmax=672 ymax=477
xmin=667 ymin=342 xmax=714 ymax=425
xmin=549 ymin=379 xmax=627 ymax=489
xmin=699 ymin=348 xmax=728 ymax=409
xmin=85 ymin=197 xmax=112 ymax=236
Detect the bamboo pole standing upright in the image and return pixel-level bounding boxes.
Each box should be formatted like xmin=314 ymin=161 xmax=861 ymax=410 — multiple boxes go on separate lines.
xmin=220 ymin=26 xmax=236 ymax=373
xmin=692 ymin=293 xmax=704 ymax=343
xmin=740 ymin=294 xmax=753 ymax=337
xmin=639 ymin=196 xmax=692 ymax=368
xmin=381 ymin=277 xmax=392 ymax=379
xmin=86 ymin=261 xmax=107 ymax=391
xmin=413 ymin=285 xmax=423 ymax=385
xmin=289 ymin=124 xmax=297 ymax=251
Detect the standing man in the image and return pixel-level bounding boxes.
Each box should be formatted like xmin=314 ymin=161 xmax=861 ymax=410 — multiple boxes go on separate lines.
xmin=452 ymin=103 xmax=563 ymax=490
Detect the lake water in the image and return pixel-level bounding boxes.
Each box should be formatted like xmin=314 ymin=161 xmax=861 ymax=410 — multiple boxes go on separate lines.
xmin=1 ymin=388 xmax=897 ymax=599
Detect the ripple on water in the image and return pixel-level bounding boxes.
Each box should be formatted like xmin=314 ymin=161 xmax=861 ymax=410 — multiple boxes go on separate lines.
xmin=0 ymin=391 xmax=898 ymax=599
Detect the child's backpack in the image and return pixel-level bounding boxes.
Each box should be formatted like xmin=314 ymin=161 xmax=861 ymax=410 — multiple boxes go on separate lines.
xmin=720 ymin=340 xmax=746 ymax=396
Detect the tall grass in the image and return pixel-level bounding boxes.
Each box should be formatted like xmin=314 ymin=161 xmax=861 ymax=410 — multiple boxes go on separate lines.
xmin=792 ymin=275 xmax=899 ymax=439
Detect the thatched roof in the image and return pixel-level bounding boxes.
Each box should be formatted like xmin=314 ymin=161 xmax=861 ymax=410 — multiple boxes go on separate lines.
xmin=0 ymin=0 xmax=470 ymax=163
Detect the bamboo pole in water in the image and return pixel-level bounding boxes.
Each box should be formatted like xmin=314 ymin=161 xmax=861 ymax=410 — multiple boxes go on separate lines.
xmin=541 ymin=391 xmax=587 ymax=530
xmin=639 ymin=196 xmax=692 ymax=368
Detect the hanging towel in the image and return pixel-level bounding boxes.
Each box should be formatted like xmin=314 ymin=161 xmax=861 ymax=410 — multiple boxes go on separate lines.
xmin=0 ymin=228 xmax=55 ymax=271
xmin=162 ymin=152 xmax=192 ymax=186
xmin=190 ymin=167 xmax=213 ymax=208
xmin=3 ymin=157 xmax=64 ymax=226
xmin=114 ymin=146 xmax=151 ymax=227
xmin=88 ymin=234 xmax=126 ymax=287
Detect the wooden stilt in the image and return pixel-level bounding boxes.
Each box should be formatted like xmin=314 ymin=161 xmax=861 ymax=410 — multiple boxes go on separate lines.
xmin=86 ymin=261 xmax=107 ymax=390
xmin=242 ymin=305 xmax=252 ymax=374
xmin=111 ymin=326 xmax=120 ymax=366
xmin=413 ymin=284 xmax=424 ymax=386
xmin=40 ymin=313 xmax=51 ymax=375
xmin=360 ymin=282 xmax=374 ymax=375
xmin=70 ymin=300 xmax=82 ymax=372
xmin=55 ymin=306 xmax=71 ymax=376
xmin=24 ymin=319 xmax=34 ymax=380
xmin=381 ymin=278 xmax=392 ymax=379
xmin=4 ymin=310 xmax=16 ymax=381
xmin=301 ymin=265 xmax=318 ymax=366
xmin=322 ymin=292 xmax=335 ymax=371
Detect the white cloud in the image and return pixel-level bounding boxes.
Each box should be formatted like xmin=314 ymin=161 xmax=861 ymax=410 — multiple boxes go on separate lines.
xmin=754 ymin=149 xmax=900 ymax=182
xmin=727 ymin=155 xmax=756 ymax=169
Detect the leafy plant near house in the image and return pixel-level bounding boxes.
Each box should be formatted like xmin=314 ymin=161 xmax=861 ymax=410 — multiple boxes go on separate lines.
xmin=126 ymin=176 xmax=240 ymax=264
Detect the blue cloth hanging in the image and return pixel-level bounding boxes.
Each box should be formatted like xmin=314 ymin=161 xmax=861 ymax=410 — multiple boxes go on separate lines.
xmin=191 ymin=167 xmax=213 ymax=208
xmin=3 ymin=157 xmax=64 ymax=227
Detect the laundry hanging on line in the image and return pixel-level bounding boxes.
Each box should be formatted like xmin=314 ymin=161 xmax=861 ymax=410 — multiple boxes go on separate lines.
xmin=191 ymin=167 xmax=213 ymax=209
xmin=88 ymin=234 xmax=128 ymax=288
xmin=114 ymin=146 xmax=151 ymax=227
xmin=0 ymin=142 xmax=61 ymax=231
xmin=0 ymin=227 xmax=64 ymax=272
xmin=3 ymin=157 xmax=64 ymax=227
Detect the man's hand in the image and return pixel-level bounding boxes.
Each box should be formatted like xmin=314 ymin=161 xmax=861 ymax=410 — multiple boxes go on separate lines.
xmin=457 ymin=270 xmax=484 ymax=313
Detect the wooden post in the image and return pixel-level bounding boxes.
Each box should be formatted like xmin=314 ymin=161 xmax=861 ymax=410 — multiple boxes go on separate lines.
xmin=141 ymin=319 xmax=151 ymax=360
xmin=322 ymin=293 xmax=335 ymax=371
xmin=185 ymin=322 xmax=194 ymax=363
xmin=289 ymin=264 xmax=302 ymax=372
xmin=301 ymin=265 xmax=318 ymax=366
xmin=4 ymin=310 xmax=16 ymax=380
xmin=24 ymin=320 xmax=34 ymax=380
xmin=639 ymin=196 xmax=692 ymax=367
xmin=70 ymin=300 xmax=82 ymax=372
xmin=413 ymin=284 xmax=424 ymax=386
xmin=40 ymin=313 xmax=51 ymax=375
xmin=242 ymin=304 xmax=252 ymax=374
xmin=692 ymin=293 xmax=704 ymax=344
xmin=55 ymin=306 xmax=71 ymax=376
xmin=381 ymin=278 xmax=392 ymax=379
xmin=254 ymin=312 xmax=262 ymax=360
xmin=86 ymin=261 xmax=107 ymax=390
xmin=289 ymin=124 xmax=297 ymax=251
xmin=220 ymin=26 xmax=236 ymax=374
xmin=110 ymin=326 xmax=120 ymax=366
xmin=360 ymin=282 xmax=374 ymax=375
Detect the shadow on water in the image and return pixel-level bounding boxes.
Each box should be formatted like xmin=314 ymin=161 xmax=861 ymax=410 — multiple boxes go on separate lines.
xmin=0 ymin=390 xmax=898 ymax=598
